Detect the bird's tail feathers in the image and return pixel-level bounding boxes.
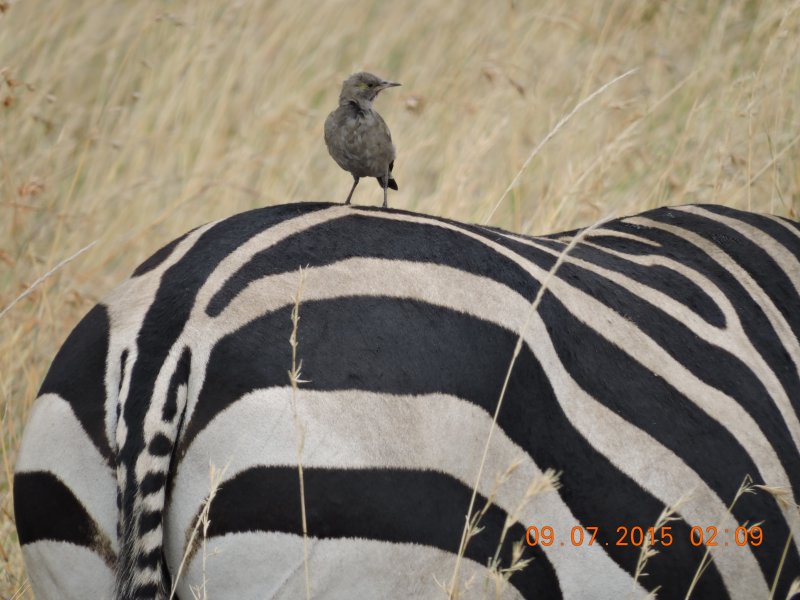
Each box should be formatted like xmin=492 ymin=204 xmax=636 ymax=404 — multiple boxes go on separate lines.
xmin=376 ymin=176 xmax=398 ymax=191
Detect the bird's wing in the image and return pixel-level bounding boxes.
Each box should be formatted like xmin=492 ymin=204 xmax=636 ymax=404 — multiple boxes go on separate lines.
xmin=374 ymin=111 xmax=393 ymax=143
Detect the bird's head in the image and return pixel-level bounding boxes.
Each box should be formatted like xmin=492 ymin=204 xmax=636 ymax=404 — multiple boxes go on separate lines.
xmin=339 ymin=72 xmax=400 ymax=106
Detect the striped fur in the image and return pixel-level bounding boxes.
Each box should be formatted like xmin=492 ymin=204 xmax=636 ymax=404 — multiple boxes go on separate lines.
xmin=14 ymin=202 xmax=800 ymax=599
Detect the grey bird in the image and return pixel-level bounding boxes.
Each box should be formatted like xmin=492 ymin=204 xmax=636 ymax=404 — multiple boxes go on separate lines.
xmin=325 ymin=72 xmax=400 ymax=208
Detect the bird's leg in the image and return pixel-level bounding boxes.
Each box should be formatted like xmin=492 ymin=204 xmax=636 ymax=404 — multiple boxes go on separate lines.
xmin=382 ymin=168 xmax=389 ymax=208
xmin=344 ymin=176 xmax=359 ymax=205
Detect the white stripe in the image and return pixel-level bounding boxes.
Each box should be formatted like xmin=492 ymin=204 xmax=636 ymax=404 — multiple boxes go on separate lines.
xmin=178 ymin=532 xmax=526 ymax=600
xmin=22 ymin=541 xmax=114 ymax=600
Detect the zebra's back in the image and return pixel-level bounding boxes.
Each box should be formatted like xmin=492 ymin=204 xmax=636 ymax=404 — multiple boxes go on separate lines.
xmin=14 ymin=202 xmax=800 ymax=599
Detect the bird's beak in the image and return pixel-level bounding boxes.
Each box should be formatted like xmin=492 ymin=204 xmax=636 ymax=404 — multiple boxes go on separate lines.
xmin=381 ymin=81 xmax=401 ymax=89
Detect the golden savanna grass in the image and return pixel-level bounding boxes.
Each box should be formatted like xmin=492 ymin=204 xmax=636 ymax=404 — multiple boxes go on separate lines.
xmin=1 ymin=0 xmax=800 ymax=596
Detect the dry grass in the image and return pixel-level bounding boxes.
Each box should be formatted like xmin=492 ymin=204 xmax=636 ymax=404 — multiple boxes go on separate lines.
xmin=630 ymin=494 xmax=690 ymax=600
xmin=288 ymin=267 xmax=311 ymax=600
xmin=684 ymin=475 xmax=756 ymax=599
xmin=168 ymin=462 xmax=227 ymax=600
xmin=1 ymin=0 xmax=800 ymax=596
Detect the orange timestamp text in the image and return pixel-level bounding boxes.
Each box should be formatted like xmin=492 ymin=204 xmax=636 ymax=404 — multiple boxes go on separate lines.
xmin=525 ymin=525 xmax=763 ymax=548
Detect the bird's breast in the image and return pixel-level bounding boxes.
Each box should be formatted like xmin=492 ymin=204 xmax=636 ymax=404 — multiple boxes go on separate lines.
xmin=324 ymin=107 xmax=395 ymax=177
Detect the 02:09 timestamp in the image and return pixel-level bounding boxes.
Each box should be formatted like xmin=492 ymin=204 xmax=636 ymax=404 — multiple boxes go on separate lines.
xmin=525 ymin=525 xmax=764 ymax=548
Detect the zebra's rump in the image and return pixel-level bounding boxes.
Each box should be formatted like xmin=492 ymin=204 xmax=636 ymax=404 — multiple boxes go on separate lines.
xmin=14 ymin=202 xmax=800 ymax=599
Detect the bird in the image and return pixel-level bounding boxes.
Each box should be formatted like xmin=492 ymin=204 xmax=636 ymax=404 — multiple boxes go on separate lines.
xmin=324 ymin=72 xmax=400 ymax=208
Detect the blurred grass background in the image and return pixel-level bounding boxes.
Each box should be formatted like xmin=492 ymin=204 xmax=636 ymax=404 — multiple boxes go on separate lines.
xmin=1 ymin=0 xmax=799 ymax=595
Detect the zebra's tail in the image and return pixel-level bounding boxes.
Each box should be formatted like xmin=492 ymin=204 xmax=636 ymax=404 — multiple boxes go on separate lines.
xmin=115 ymin=346 xmax=192 ymax=599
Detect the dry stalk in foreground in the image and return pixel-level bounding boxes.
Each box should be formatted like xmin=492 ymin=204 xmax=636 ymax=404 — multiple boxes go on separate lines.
xmin=483 ymin=468 xmax=561 ymax=599
xmin=288 ymin=266 xmax=312 ymax=600
xmin=629 ymin=492 xmax=692 ymax=600
xmin=434 ymin=460 xmax=523 ymax=598
xmin=684 ymin=474 xmax=758 ymax=600
xmin=434 ymin=461 xmax=560 ymax=599
xmin=446 ymin=216 xmax=611 ymax=599
xmin=684 ymin=478 xmax=800 ymax=600
xmin=754 ymin=484 xmax=800 ymax=600
xmin=169 ymin=462 xmax=228 ymax=600
xmin=771 ymin=532 xmax=798 ymax=600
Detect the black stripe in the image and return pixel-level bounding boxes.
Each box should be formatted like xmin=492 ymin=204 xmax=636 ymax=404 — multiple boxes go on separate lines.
xmin=162 ymin=347 xmax=191 ymax=422
xmin=119 ymin=348 xmax=129 ymax=394
xmin=15 ymin=471 xmax=95 ymax=546
xmin=13 ymin=471 xmax=115 ymax=567
xmin=576 ymin=233 xmax=663 ymax=256
xmin=39 ymin=304 xmax=112 ymax=465
xmin=149 ymin=433 xmax=172 ymax=456
xmin=207 ymin=466 xmax=560 ymax=599
xmin=206 ymin=213 xmax=546 ymax=317
xmin=139 ymin=510 xmax=161 ymax=534
xmin=181 ymin=296 xmax=726 ymax=596
xmin=140 ymin=471 xmax=166 ymax=496
xmin=130 ymin=583 xmax=160 ymax=599
xmin=137 ymin=547 xmax=161 ymax=570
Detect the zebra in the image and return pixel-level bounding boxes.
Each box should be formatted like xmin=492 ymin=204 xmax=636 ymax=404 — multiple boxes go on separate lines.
xmin=13 ymin=201 xmax=800 ymax=599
